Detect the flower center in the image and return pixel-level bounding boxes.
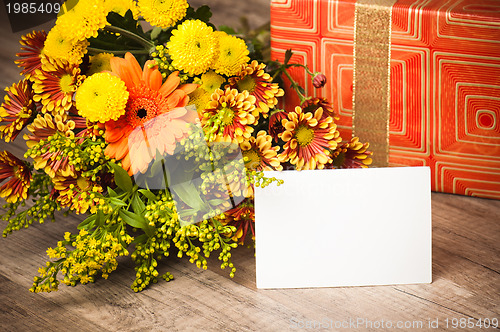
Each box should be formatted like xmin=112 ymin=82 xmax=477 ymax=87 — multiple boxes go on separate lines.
xmin=59 ymin=74 xmax=74 ymax=94
xmin=237 ymin=76 xmax=256 ymax=93
xmin=126 ymin=97 xmax=160 ymax=128
xmin=243 ymin=149 xmax=262 ymax=170
xmin=220 ymin=107 xmax=235 ymax=126
xmin=295 ymin=125 xmax=314 ymax=147
xmin=137 ymin=108 xmax=148 ymax=119
xmin=76 ymin=176 xmax=90 ymax=191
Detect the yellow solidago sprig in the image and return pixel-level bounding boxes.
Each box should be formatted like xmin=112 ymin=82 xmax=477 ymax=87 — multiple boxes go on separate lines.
xmin=75 ymin=72 xmax=129 ymax=123
xmin=138 ymin=0 xmax=188 ymax=28
xmin=2 ymin=172 xmax=59 ymax=237
xmin=167 ymin=20 xmax=218 ymax=76
xmin=31 ymin=227 xmax=133 ymax=293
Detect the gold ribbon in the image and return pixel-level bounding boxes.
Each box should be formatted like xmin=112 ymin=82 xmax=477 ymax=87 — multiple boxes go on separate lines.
xmin=352 ymin=0 xmax=396 ymax=167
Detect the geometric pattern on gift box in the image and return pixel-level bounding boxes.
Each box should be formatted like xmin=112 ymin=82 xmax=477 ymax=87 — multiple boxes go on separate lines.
xmin=435 ymin=161 xmax=500 ymax=199
xmin=321 ymin=39 xmax=354 ymax=139
xmin=270 ymin=0 xmax=319 ymax=33
xmin=390 ymin=46 xmax=430 ymax=156
xmin=434 ymin=52 xmax=500 ymax=161
xmin=323 ymin=0 xmax=355 ymax=38
xmin=391 ymin=0 xmax=431 ymax=45
xmin=435 ymin=0 xmax=500 ymax=47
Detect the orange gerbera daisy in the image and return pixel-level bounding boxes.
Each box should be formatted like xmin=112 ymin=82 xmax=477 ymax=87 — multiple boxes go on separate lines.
xmin=278 ymin=106 xmax=341 ymax=170
xmin=15 ymin=30 xmax=47 ymax=79
xmin=0 ymin=79 xmax=37 ymax=142
xmin=228 ymin=60 xmax=284 ymax=117
xmin=328 ymin=137 xmax=373 ymax=169
xmin=32 ymin=61 xmax=84 ymax=115
xmin=104 ymin=52 xmax=197 ymax=175
xmin=0 ymin=150 xmax=32 ymax=203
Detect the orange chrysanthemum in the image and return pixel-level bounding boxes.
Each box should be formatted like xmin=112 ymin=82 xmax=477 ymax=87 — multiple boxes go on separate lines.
xmin=201 ymin=87 xmax=257 ymax=143
xmin=268 ymin=110 xmax=287 ymax=143
xmin=53 ymin=173 xmax=103 ymax=214
xmin=228 ymin=60 xmax=284 ymax=117
xmin=15 ymin=30 xmax=47 ymax=79
xmin=240 ymin=131 xmax=282 ymax=171
xmin=0 ymin=79 xmax=37 ymax=142
xmin=301 ymin=97 xmax=337 ymax=119
xmin=104 ymin=52 xmax=197 ymax=175
xmin=24 ymin=113 xmax=78 ymax=178
xmin=0 ymin=150 xmax=32 ymax=203
xmin=328 ymin=137 xmax=373 ymax=169
xmin=278 ymin=106 xmax=341 ymax=170
xmin=221 ymin=199 xmax=255 ymax=245
xmin=32 ymin=61 xmax=84 ymax=115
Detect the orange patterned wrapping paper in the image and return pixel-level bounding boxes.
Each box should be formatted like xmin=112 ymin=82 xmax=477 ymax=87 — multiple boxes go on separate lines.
xmin=271 ymin=0 xmax=500 ymax=199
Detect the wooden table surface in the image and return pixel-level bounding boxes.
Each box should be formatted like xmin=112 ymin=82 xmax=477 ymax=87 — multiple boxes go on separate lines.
xmin=1 ymin=1 xmax=499 ymax=331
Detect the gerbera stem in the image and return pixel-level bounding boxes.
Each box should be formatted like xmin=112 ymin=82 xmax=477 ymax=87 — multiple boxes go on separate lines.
xmin=104 ymin=25 xmax=155 ymax=50
xmin=87 ymin=47 xmax=152 ymax=56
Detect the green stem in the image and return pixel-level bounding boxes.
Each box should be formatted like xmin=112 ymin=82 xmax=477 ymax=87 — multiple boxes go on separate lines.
xmin=104 ymin=25 xmax=154 ymax=49
xmin=282 ymin=67 xmax=308 ymax=104
xmin=87 ymin=47 xmax=151 ymax=56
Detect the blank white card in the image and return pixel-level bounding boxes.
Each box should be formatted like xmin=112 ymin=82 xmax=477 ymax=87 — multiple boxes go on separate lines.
xmin=254 ymin=167 xmax=432 ymax=289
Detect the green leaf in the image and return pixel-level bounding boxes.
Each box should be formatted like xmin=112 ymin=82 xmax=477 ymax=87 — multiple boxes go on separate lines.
xmin=109 ymin=162 xmax=133 ymax=192
xmin=150 ymin=26 xmax=163 ymax=40
xmin=171 ymin=181 xmax=207 ymax=212
xmin=107 ymin=186 xmax=118 ymax=197
xmin=119 ymin=209 xmax=147 ymax=229
xmin=110 ymin=197 xmax=127 ymax=207
xmin=119 ymin=209 xmax=155 ymax=237
xmin=78 ymin=214 xmax=96 ymax=230
xmin=95 ymin=209 xmax=105 ymax=228
xmin=139 ymin=189 xmax=157 ymax=201
xmin=132 ymin=234 xmax=148 ymax=244
xmin=131 ymin=192 xmax=146 ymax=214
xmin=187 ymin=5 xmax=212 ymax=23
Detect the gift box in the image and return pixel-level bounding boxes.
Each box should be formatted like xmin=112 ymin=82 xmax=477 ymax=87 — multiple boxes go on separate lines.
xmin=270 ymin=0 xmax=500 ymax=199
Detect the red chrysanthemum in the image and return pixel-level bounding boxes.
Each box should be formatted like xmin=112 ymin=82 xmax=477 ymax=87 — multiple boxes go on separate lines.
xmin=15 ymin=30 xmax=48 ymax=79
xmin=0 ymin=151 xmax=32 ymax=203
xmin=0 ymin=79 xmax=37 ymax=142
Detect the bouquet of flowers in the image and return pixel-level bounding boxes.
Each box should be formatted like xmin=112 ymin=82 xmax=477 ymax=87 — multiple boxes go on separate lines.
xmin=0 ymin=0 xmax=372 ymax=292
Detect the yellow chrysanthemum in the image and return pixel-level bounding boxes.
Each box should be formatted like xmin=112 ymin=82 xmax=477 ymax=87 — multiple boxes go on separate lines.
xmin=138 ymin=0 xmax=188 ymax=28
xmin=167 ymin=20 xmax=218 ymax=75
xmin=213 ymin=31 xmax=249 ymax=77
xmin=198 ymin=70 xmax=226 ymax=93
xmin=56 ymin=0 xmax=109 ymax=42
xmin=75 ymin=73 xmax=129 ymax=123
xmin=188 ymin=88 xmax=211 ymax=115
xmin=43 ymin=26 xmax=89 ymax=67
xmin=87 ymin=53 xmax=114 ymax=75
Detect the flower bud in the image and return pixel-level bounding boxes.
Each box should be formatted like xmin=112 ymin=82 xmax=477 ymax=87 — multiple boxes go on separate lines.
xmin=312 ymin=72 xmax=327 ymax=88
